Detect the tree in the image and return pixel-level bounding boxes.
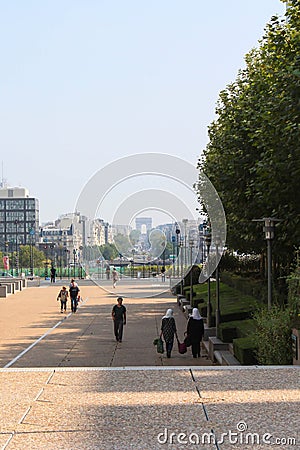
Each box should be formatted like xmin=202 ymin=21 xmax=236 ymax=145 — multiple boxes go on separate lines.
xmin=100 ymin=243 xmax=119 ymax=261
xmin=198 ymin=1 xmax=300 ymax=274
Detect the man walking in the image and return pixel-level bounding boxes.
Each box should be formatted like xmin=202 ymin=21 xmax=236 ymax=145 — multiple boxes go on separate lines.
xmin=69 ymin=279 xmax=80 ymax=313
xmin=112 ymin=297 xmax=126 ymax=342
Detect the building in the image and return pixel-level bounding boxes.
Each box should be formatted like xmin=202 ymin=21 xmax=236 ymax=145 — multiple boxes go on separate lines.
xmin=0 ymin=186 xmax=39 ymax=253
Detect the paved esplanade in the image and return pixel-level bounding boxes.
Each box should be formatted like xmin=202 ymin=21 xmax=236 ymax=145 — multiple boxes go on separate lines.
xmin=0 ymin=280 xmax=299 ymax=449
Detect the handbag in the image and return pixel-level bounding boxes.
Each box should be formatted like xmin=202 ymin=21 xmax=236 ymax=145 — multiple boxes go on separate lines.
xmin=178 ymin=341 xmax=187 ymax=354
xmin=184 ymin=334 xmax=192 ymax=347
xmin=153 ymin=337 xmax=164 ymax=354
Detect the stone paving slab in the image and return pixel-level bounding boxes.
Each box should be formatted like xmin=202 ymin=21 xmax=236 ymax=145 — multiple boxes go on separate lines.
xmin=0 ymin=367 xmax=299 ymax=449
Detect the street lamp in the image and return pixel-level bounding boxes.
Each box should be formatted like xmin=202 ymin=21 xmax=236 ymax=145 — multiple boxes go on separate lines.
xmin=171 ymin=235 xmax=176 ymax=276
xmin=175 ymin=224 xmax=180 ymax=277
xmin=131 ymin=249 xmax=135 ymax=278
xmin=182 ymin=218 xmax=188 ymax=271
xmin=253 ymin=217 xmax=281 ymax=310
xmin=29 ymin=223 xmax=35 ymax=277
xmin=73 ymin=249 xmax=77 ymax=278
xmin=205 ymin=229 xmax=212 ymax=327
xmin=14 ymin=219 xmax=19 ymax=276
xmin=214 ymin=235 xmax=222 ymax=336
xmin=4 ymin=241 xmax=9 ymax=275
xmin=189 ymin=238 xmax=194 ymax=305
xmin=179 ymin=237 xmax=184 ymax=294
xmin=44 ymin=244 xmax=49 ymax=280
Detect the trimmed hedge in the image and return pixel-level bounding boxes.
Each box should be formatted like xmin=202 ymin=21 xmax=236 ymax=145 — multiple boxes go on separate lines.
xmin=233 ymin=337 xmax=258 ymax=365
xmin=218 ymin=319 xmax=256 ymax=342
xmin=221 ymin=271 xmax=267 ymax=304
xmin=192 ymin=282 xmax=258 ymax=325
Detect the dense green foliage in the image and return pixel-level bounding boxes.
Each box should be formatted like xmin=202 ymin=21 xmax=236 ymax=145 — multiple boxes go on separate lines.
xmin=197 ymin=1 xmax=300 ymax=271
xmin=253 ymin=305 xmax=293 ymax=364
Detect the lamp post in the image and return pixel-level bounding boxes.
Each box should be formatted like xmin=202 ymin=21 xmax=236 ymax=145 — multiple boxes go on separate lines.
xmin=215 ymin=235 xmax=222 ymax=336
xmin=44 ymin=243 xmax=49 ymax=279
xmin=253 ymin=217 xmax=281 ymax=310
xmin=29 ymin=224 xmax=35 ymax=277
xmin=182 ymin=218 xmax=188 ymax=271
xmin=179 ymin=237 xmax=184 ymax=294
xmin=189 ymin=238 xmax=194 ymax=305
xmin=132 ymin=249 xmax=135 ymax=278
xmin=14 ymin=219 xmax=19 ymax=276
xmin=171 ymin=235 xmax=176 ymax=276
xmin=205 ymin=229 xmax=212 ymax=327
xmin=4 ymin=241 xmax=9 ymax=275
xmin=65 ymin=248 xmax=70 ymax=279
xmin=73 ymin=249 xmax=76 ymax=278
xmin=175 ymin=224 xmax=180 ymax=277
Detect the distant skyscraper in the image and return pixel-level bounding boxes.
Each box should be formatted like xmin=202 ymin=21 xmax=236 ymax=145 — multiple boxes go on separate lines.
xmin=0 ymin=187 xmax=39 ymax=252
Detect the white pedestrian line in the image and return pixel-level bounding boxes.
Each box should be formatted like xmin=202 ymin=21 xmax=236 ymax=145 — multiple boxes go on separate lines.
xmin=3 ymin=298 xmax=89 ymax=369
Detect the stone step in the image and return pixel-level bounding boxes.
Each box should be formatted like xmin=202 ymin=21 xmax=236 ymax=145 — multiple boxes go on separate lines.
xmin=203 ymin=326 xmax=216 ymax=341
xmin=221 ymin=350 xmax=241 ymax=366
xmin=208 ymin=336 xmax=229 ymax=361
xmin=213 ymin=350 xmax=223 ymax=365
xmin=228 ymin=343 xmax=234 ymax=355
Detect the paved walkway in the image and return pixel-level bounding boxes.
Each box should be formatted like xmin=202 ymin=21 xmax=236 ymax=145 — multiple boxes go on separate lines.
xmin=0 ymin=281 xmax=299 ymax=449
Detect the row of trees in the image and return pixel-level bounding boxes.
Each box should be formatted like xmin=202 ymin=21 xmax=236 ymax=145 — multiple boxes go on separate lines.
xmin=197 ymin=0 xmax=299 ymax=278
xmin=0 ymin=246 xmax=47 ymax=271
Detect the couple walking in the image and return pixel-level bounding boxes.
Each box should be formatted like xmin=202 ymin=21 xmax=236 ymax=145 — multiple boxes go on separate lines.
xmin=160 ymin=307 xmax=204 ymax=358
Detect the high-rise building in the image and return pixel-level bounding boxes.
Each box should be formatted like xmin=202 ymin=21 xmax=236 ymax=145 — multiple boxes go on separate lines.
xmin=0 ymin=187 xmax=39 ymax=252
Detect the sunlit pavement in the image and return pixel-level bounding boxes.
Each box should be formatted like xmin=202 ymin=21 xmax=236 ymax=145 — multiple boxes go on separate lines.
xmin=0 ymin=281 xmax=299 ymax=449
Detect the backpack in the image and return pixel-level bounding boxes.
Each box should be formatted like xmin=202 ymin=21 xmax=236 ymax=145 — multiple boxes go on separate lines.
xmin=59 ymin=290 xmax=68 ymax=301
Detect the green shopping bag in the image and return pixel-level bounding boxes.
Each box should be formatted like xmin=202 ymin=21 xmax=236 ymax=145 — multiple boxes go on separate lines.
xmin=153 ymin=337 xmax=164 ymax=354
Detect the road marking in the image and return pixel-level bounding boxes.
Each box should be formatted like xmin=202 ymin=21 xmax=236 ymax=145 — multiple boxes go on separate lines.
xmin=3 ymin=298 xmax=88 ymax=369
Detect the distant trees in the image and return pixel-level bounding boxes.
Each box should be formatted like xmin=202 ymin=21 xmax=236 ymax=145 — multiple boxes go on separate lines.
xmin=197 ymin=0 xmax=300 ymax=274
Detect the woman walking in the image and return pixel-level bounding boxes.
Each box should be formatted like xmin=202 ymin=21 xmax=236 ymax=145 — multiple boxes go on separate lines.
xmin=160 ymin=308 xmax=178 ymax=358
xmin=186 ymin=308 xmax=204 ymax=358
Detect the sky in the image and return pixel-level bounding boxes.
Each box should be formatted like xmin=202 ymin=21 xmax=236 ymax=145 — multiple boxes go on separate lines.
xmin=0 ymin=0 xmax=286 ymax=226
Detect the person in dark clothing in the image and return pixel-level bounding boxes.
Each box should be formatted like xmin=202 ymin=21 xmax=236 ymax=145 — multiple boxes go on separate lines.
xmin=112 ymin=297 xmax=126 ymax=342
xmin=160 ymin=308 xmax=178 ymax=358
xmin=187 ymin=308 xmax=204 ymax=358
xmin=69 ymin=280 xmax=80 ymax=313
xmin=50 ymin=266 xmax=56 ymax=283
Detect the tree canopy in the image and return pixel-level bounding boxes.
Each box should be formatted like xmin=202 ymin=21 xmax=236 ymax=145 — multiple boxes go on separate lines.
xmin=198 ymin=0 xmax=300 ymax=270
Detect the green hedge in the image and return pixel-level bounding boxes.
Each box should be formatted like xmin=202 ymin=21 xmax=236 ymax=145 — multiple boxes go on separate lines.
xmin=233 ymin=337 xmax=258 ymax=365
xmin=218 ymin=319 xmax=256 ymax=342
xmin=221 ymin=271 xmax=267 ymax=304
xmin=192 ymin=282 xmax=258 ymax=325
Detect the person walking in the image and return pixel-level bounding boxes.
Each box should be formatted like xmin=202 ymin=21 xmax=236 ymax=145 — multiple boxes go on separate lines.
xmin=112 ymin=297 xmax=126 ymax=342
xmin=57 ymin=286 xmax=68 ymax=313
xmin=186 ymin=308 xmax=205 ymax=358
xmin=112 ymin=267 xmax=119 ymax=288
xmin=160 ymin=308 xmax=178 ymax=358
xmin=50 ymin=266 xmax=56 ymax=283
xmin=69 ymin=280 xmax=80 ymax=313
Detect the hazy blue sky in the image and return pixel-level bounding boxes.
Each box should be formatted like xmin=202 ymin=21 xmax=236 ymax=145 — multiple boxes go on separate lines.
xmin=0 ymin=0 xmax=286 ymax=224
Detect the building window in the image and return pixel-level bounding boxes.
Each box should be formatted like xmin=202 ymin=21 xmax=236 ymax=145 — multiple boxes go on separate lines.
xmin=6 ymin=211 xmax=25 ymax=221
xmin=6 ymin=200 xmax=25 ymax=210
xmin=25 ymin=199 xmax=36 ymax=209
xmin=26 ymin=211 xmax=36 ymax=221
